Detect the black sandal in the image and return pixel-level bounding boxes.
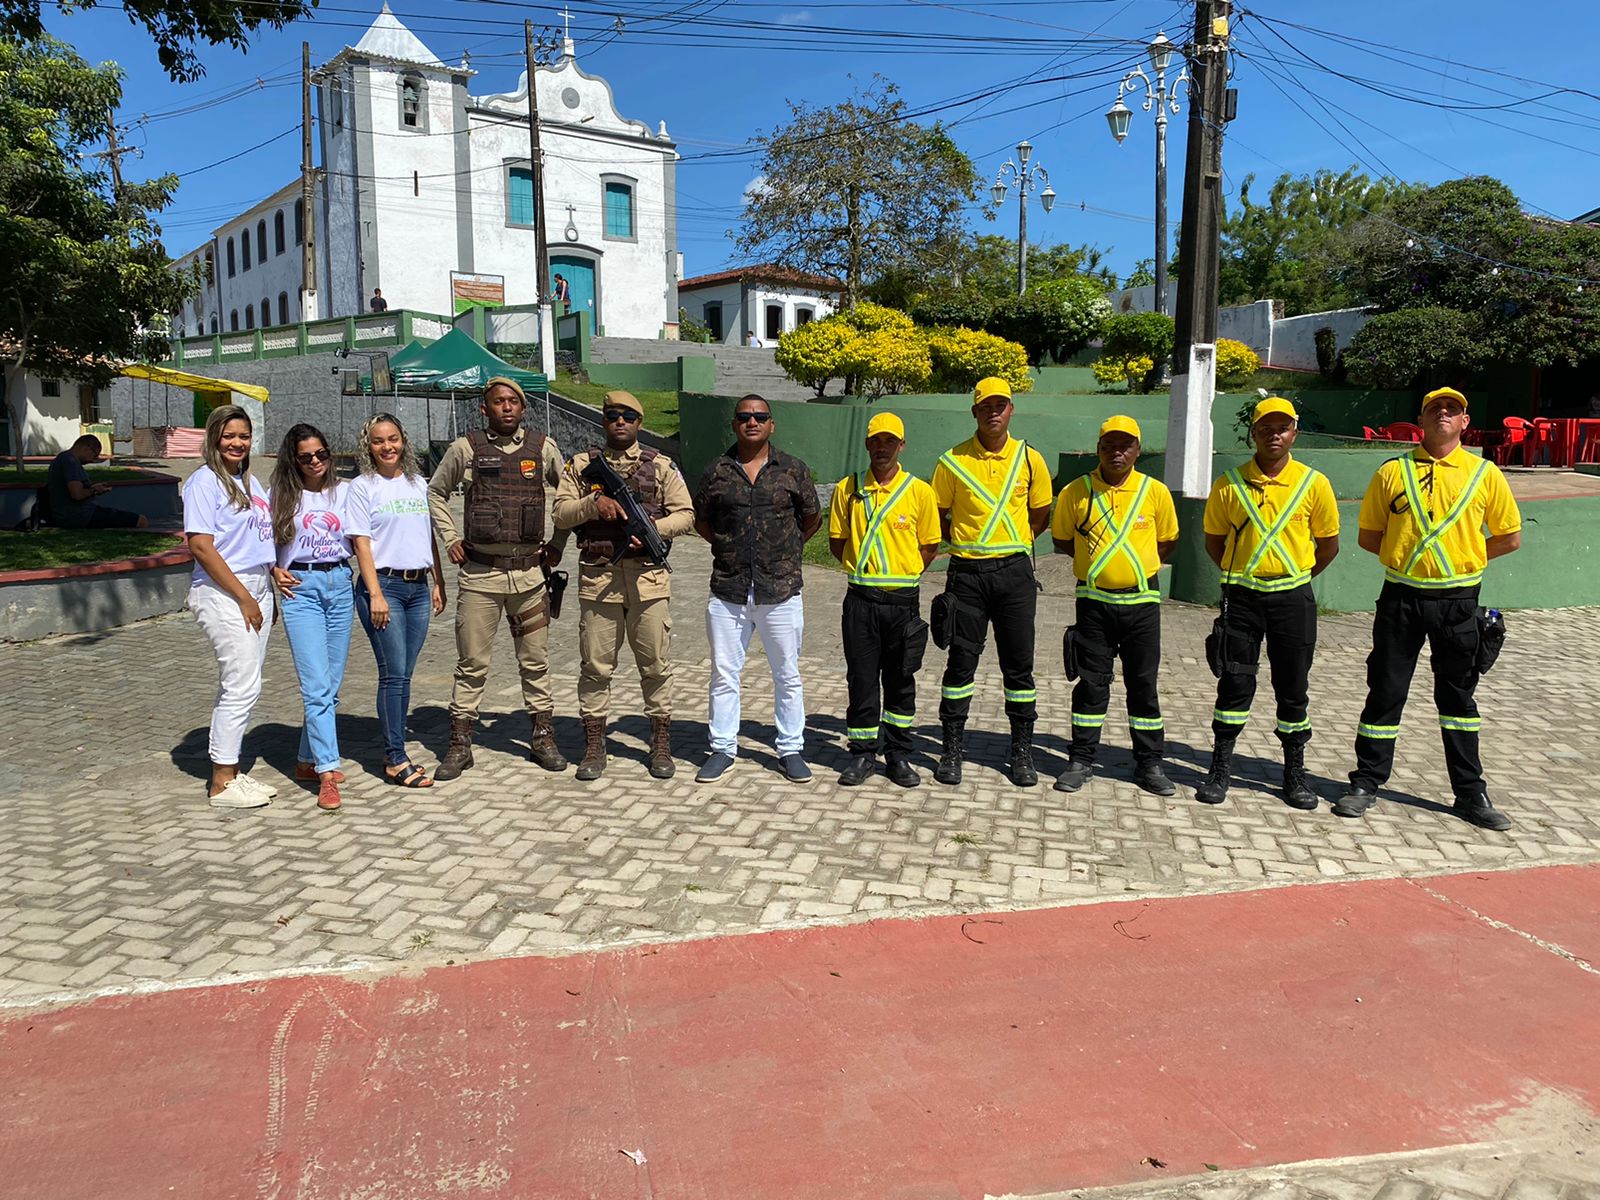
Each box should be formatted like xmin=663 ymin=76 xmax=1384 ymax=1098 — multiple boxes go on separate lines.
xmin=385 ymin=762 xmax=433 ymax=788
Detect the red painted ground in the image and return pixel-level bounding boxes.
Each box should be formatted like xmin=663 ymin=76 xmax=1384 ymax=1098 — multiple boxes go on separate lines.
xmin=5 ymin=866 xmax=1599 ymax=1200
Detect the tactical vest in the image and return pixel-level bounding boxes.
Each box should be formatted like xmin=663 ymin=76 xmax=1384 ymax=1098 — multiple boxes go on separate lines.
xmin=464 ymin=429 xmax=547 ymax=546
xmin=577 ymin=446 xmax=666 ymax=562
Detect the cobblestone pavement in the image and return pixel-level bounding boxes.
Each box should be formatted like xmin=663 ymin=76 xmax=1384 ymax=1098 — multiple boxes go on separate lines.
xmin=1033 ymin=1135 xmax=1600 ymax=1200
xmin=4 ymin=533 xmax=1598 ymax=1005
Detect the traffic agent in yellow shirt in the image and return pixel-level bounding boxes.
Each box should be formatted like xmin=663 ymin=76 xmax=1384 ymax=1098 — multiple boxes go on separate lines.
xmin=1335 ymin=387 xmax=1522 ymax=830
xmin=828 ymin=412 xmax=941 ymax=788
xmin=1050 ymin=416 xmax=1180 ymax=796
xmin=929 ymin=377 xmax=1054 ymax=788
xmin=1197 ymin=397 xmax=1340 ymax=810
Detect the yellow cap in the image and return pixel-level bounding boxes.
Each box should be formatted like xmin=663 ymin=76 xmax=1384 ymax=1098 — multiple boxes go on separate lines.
xmin=1423 ymin=386 xmax=1468 ymax=411
xmin=866 ymin=411 xmax=905 ymax=441
xmin=1252 ymin=396 xmax=1298 ymax=424
xmin=603 ymin=389 xmax=644 ymax=417
xmin=483 ymin=375 xmax=526 ymax=402
xmin=1099 ymin=415 xmax=1141 ymax=440
xmin=973 ymin=376 xmax=1012 ymax=404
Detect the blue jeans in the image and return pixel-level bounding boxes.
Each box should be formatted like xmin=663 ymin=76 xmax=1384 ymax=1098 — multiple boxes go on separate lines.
xmin=357 ymin=574 xmax=432 ymax=766
xmin=279 ymin=565 xmax=355 ymax=773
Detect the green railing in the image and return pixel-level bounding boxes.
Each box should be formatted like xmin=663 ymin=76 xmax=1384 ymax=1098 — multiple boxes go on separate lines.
xmin=165 ymin=309 xmax=457 ymax=367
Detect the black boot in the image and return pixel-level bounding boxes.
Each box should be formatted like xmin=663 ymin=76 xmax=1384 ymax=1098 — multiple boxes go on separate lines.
xmin=1007 ymin=719 xmax=1037 ymax=788
xmin=529 ymin=712 xmax=567 ymax=772
xmin=1133 ymin=760 xmax=1176 ymax=797
xmin=934 ymin=720 xmax=964 ymax=785
xmin=1195 ymin=738 xmax=1235 ymax=805
xmin=434 ymin=716 xmax=475 ymax=781
xmin=839 ymin=751 xmax=876 ymax=786
xmin=1053 ymin=760 xmax=1093 ymax=793
xmin=575 ymin=715 xmax=607 ymax=781
xmin=1453 ymin=793 xmax=1512 ymax=831
xmin=884 ymin=752 xmax=920 ymax=788
xmin=1281 ymin=742 xmax=1317 ymax=811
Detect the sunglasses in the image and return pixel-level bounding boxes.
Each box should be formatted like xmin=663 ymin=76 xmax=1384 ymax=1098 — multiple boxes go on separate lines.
xmin=295 ymin=449 xmax=331 ymax=464
xmin=602 ymin=408 xmax=642 ymax=424
xmin=735 ymin=411 xmax=772 ymax=424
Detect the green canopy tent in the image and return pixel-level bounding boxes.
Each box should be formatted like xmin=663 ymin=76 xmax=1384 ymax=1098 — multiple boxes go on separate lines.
xmin=355 ymin=328 xmax=551 ymax=462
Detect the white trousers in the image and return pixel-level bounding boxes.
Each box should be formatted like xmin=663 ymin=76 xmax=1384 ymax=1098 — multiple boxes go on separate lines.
xmin=190 ymin=568 xmax=275 ymax=766
xmin=706 ymin=593 xmax=805 ymax=756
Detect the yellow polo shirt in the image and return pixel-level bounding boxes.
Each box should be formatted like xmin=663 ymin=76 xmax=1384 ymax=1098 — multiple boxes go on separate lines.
xmin=931 ymin=435 xmax=1053 ymax=559
xmin=828 ymin=468 xmax=940 ymax=588
xmin=1051 ymin=468 xmax=1179 ymax=592
xmin=1358 ymin=445 xmax=1520 ymax=588
xmin=1203 ymin=457 xmax=1339 ymax=588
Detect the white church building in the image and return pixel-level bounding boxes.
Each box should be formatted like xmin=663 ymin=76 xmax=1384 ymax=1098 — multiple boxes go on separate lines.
xmin=171 ymin=5 xmax=679 ymax=341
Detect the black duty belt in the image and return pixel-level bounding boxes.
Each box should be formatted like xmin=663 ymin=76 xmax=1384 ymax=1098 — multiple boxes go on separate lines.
xmin=375 ymin=566 xmax=430 ymax=581
xmin=465 ymin=545 xmax=541 ymax=571
xmin=948 ymin=552 xmax=1029 ymax=574
xmin=288 ymin=559 xmax=348 ymax=572
xmin=847 ymin=583 xmax=920 ymax=607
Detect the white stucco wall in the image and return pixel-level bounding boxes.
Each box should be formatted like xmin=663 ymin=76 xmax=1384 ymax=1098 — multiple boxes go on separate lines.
xmin=1216 ymin=300 xmax=1275 ymax=357
xmin=681 ymin=282 xmax=741 ymax=342
xmin=1268 ymin=307 xmax=1371 ymax=371
xmin=681 ymin=282 xmax=838 ymax=344
xmin=7 ymin=375 xmax=95 ymax=455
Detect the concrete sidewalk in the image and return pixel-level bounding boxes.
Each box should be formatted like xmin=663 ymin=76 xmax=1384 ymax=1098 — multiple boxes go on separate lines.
xmin=4 ymin=864 xmax=1597 ymax=1200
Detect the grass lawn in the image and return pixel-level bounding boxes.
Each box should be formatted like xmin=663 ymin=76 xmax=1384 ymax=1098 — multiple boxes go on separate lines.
xmin=803 ymin=527 xmax=841 ymax=571
xmin=0 ymin=529 xmax=179 ymax=572
xmin=2 ymin=467 xmax=151 ymax=486
xmin=552 ymin=371 xmax=681 ymax=438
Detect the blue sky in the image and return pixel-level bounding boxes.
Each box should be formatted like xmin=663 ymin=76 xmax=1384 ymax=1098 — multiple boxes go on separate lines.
xmin=46 ymin=0 xmax=1600 ymax=281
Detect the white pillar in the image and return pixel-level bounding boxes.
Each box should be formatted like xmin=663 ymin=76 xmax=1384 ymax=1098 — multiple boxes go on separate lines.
xmin=1164 ymin=341 xmax=1215 ymax=498
xmin=538 ymin=301 xmax=556 ymax=380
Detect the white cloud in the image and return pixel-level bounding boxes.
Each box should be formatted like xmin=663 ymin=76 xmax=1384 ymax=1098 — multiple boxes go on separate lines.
xmin=776 ymin=10 xmax=815 ymax=25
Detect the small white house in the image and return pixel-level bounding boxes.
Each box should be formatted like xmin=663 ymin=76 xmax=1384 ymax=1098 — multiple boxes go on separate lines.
xmin=0 ymin=372 xmax=109 ymax=457
xmin=678 ymin=265 xmax=842 ymax=346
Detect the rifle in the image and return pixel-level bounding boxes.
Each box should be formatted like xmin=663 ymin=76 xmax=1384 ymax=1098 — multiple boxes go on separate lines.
xmin=579 ymin=454 xmax=673 ymax=572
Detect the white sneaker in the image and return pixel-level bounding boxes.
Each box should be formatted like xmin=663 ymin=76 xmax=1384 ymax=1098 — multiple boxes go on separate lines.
xmin=235 ymin=773 xmax=279 ymax=799
xmin=209 ymin=778 xmax=270 ymax=809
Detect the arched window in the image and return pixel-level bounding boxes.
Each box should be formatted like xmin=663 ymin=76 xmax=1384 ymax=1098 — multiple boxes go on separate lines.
xmin=226 ymin=238 xmax=236 ymax=277
xmin=278 ymin=293 xmax=290 ymax=325
xmin=294 ymin=200 xmax=304 ymax=245
xmin=274 ymin=211 xmax=286 ymax=255
xmin=261 ymin=297 xmax=271 ymax=326
xmin=204 ymin=249 xmax=215 ymax=283
xmin=242 ymin=231 xmax=251 ymax=271
xmin=245 ymin=305 xmax=255 ymax=330
xmin=230 ymin=309 xmax=239 ymax=331
xmin=256 ymin=220 xmax=267 ymax=264
xmin=210 ymin=315 xmax=218 ymax=334
xmin=401 ymin=80 xmax=420 ymax=127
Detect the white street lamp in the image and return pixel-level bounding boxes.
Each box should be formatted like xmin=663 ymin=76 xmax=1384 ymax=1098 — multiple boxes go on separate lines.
xmin=1108 ymin=31 xmax=1190 ymax=317
xmin=991 ymin=139 xmax=1053 ymax=294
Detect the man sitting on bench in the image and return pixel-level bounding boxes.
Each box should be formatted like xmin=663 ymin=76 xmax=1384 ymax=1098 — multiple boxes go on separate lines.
xmin=46 ymin=436 xmax=148 ymax=529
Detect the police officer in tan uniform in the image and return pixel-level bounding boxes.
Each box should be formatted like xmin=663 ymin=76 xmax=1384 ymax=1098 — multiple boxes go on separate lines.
xmin=553 ymin=390 xmax=695 ymax=780
xmin=429 ymin=376 xmax=569 ymax=778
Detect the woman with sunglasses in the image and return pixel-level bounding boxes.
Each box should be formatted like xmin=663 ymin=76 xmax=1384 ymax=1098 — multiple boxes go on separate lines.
xmin=184 ymin=404 xmax=277 ymax=808
xmin=348 ymin=413 xmax=446 ymax=787
xmin=269 ymin=423 xmax=356 ymax=812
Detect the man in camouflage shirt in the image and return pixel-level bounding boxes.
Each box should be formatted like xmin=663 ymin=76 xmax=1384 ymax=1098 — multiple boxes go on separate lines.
xmin=692 ymin=394 xmax=821 ymax=782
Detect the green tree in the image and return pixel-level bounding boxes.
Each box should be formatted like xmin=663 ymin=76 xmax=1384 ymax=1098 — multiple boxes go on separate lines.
xmin=1 ymin=36 xmax=195 ymax=470
xmin=2 ymin=0 xmax=315 ymax=81
xmin=1344 ymin=308 xmax=1487 ymax=390
xmin=736 ymin=77 xmax=978 ymax=309
xmin=1101 ymin=312 xmax=1175 ymax=393
xmin=1218 ymin=168 xmax=1414 ymax=316
xmin=1343 ymin=176 xmax=1600 ymax=369
xmin=986 ymin=277 xmax=1110 ymax=365
xmin=868 ymin=231 xmax=1115 ymax=307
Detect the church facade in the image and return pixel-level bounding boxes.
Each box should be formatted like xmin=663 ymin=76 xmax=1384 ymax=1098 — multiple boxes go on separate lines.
xmin=171 ymin=6 xmax=679 ymax=342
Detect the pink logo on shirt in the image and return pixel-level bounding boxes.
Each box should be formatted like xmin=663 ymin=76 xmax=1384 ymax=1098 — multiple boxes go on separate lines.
xmin=302 ymin=510 xmax=343 ymax=534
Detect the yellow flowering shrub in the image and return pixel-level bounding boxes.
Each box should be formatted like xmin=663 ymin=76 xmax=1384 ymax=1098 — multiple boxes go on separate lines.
xmin=775 ymin=320 xmax=855 ymax=397
xmin=838 ymin=327 xmax=932 ymax=398
xmin=925 ymin=326 xmax=1032 ymax=395
xmin=1091 ymin=355 xmax=1154 ymax=390
xmin=1216 ymin=337 xmax=1261 ymax=389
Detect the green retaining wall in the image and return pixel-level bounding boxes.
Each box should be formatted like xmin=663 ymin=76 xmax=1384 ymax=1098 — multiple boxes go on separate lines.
xmin=582 ymin=357 xmax=715 ymax=393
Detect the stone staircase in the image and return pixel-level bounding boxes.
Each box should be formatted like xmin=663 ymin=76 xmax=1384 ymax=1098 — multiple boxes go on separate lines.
xmin=588 ymin=336 xmax=825 ymax=401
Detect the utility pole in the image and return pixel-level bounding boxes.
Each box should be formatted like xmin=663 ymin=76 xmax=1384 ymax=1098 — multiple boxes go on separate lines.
xmin=526 ymin=20 xmax=556 ymax=382
xmin=301 ymin=42 xmax=319 ymax=322
xmin=1165 ymin=0 xmax=1233 ymax=500
xmin=104 ymin=107 xmax=124 ymax=196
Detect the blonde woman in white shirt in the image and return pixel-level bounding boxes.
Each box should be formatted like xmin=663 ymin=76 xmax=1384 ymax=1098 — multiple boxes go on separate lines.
xmin=269 ymin=422 xmax=356 ymax=812
xmin=348 ymin=413 xmax=446 ymax=787
xmin=183 ymin=405 xmax=277 ymax=808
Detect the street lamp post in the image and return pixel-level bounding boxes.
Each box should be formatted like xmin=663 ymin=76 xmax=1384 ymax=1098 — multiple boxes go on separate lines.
xmin=1107 ymin=31 xmax=1189 ymax=316
xmin=991 ymin=140 xmax=1056 ymax=295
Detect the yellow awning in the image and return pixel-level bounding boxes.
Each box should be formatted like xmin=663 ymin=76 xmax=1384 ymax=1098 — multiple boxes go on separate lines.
xmin=120 ymin=363 xmax=270 ymax=404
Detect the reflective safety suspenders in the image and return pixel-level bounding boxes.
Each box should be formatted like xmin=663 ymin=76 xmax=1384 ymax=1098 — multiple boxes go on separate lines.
xmin=847 ymin=471 xmax=919 ymax=587
xmin=1387 ymin=455 xmax=1492 ymax=588
xmin=939 ymin=441 xmax=1031 ymax=555
xmin=1222 ymin=466 xmax=1319 ymax=592
xmin=1076 ymin=475 xmax=1158 ymax=604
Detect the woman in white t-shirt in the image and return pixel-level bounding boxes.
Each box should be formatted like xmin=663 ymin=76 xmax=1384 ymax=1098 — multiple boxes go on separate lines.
xmin=183 ymin=405 xmax=277 ymax=809
xmin=268 ymin=422 xmax=356 ymax=813
xmin=348 ymin=413 xmax=446 ymax=787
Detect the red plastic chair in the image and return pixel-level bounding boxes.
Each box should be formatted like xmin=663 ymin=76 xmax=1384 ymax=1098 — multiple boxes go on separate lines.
xmin=1380 ymin=421 xmax=1424 ymax=443
xmin=1530 ymin=417 xmax=1561 ymax=466
xmin=1499 ymin=416 xmax=1531 ymax=466
xmin=1362 ymin=426 xmax=1380 ymax=440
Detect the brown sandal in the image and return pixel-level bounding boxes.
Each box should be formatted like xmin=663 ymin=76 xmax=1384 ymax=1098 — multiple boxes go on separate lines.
xmin=385 ymin=762 xmax=433 ymax=788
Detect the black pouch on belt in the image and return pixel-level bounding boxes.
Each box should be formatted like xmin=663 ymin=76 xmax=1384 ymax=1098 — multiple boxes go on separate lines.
xmin=930 ymin=591 xmax=955 ymax=650
xmin=1204 ymin=616 xmax=1226 ymax=679
xmin=1063 ymin=625 xmax=1080 ymax=680
xmin=1476 ymin=606 xmax=1505 ymax=674
xmin=544 ymin=568 xmax=569 ymax=620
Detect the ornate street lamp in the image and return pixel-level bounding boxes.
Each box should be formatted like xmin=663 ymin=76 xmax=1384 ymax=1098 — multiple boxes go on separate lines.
xmin=992 ymin=139 xmax=1053 ymax=295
